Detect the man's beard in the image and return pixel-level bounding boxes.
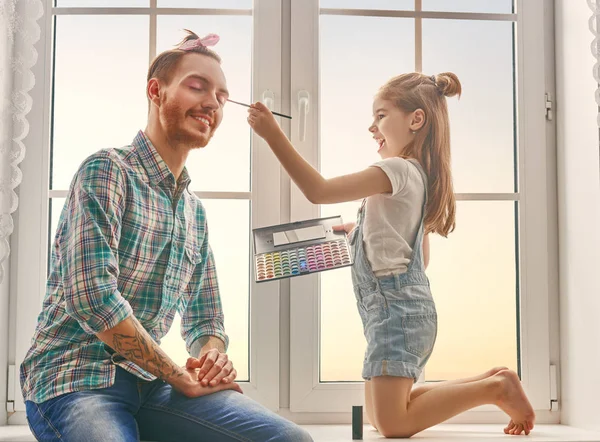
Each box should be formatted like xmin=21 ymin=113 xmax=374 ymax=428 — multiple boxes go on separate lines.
xmin=160 ymin=95 xmax=211 ymax=149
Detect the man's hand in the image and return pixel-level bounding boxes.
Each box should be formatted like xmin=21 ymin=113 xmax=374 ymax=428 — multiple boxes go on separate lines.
xmin=332 ymin=222 xmax=356 ymax=236
xmin=186 ymin=349 xmax=237 ymax=387
xmin=247 ymin=101 xmax=284 ymax=142
xmin=171 ymin=366 xmax=242 ymax=398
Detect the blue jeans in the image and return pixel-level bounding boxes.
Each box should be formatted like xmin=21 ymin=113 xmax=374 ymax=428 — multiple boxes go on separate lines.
xmin=25 ymin=368 xmax=312 ymax=442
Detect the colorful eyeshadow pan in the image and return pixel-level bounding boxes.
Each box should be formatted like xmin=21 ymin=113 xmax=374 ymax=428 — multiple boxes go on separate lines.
xmin=252 ymin=216 xmax=354 ymax=283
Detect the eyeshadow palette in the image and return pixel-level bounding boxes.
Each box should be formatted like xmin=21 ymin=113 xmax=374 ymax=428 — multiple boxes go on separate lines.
xmin=252 ymin=216 xmax=353 ymax=283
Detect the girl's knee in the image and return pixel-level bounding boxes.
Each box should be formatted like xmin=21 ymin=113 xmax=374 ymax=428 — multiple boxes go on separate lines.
xmin=377 ymin=418 xmax=415 ymax=439
xmin=379 ymin=425 xmax=415 ymax=438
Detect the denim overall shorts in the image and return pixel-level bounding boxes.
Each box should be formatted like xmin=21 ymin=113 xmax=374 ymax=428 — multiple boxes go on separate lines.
xmin=348 ymin=160 xmax=437 ymax=381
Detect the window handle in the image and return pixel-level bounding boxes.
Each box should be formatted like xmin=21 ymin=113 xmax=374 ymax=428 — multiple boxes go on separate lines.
xmin=298 ymin=90 xmax=309 ymax=142
xmin=262 ymin=89 xmax=275 ymax=111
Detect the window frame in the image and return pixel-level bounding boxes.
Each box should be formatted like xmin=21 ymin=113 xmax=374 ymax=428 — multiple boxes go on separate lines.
xmin=8 ymin=0 xmax=559 ymax=424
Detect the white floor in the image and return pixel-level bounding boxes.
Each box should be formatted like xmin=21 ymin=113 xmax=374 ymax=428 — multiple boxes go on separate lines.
xmin=1 ymin=425 xmax=600 ymax=441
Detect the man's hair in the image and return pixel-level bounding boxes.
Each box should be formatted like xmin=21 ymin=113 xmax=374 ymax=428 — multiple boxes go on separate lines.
xmin=146 ymin=29 xmax=221 ymax=85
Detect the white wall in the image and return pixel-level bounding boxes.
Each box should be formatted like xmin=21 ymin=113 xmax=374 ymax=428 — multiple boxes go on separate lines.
xmin=556 ymin=0 xmax=600 ymax=432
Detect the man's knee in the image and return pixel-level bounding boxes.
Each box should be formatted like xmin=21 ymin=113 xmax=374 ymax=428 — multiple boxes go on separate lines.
xmin=276 ymin=424 xmax=313 ymax=442
xmin=203 ymin=390 xmax=313 ymax=441
xmin=244 ymin=411 xmax=312 ymax=442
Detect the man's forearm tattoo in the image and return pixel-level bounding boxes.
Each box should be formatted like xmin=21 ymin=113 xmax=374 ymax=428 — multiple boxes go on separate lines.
xmin=112 ymin=319 xmax=184 ymax=382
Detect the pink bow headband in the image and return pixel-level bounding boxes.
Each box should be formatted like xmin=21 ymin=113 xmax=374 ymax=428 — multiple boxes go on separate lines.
xmin=179 ymin=33 xmax=220 ymax=51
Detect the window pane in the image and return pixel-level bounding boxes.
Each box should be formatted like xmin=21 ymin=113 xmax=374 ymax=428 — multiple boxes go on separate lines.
xmin=55 ymin=0 xmax=148 ymax=6
xmin=319 ymin=15 xmax=414 ymax=382
xmin=161 ymin=199 xmax=250 ymax=381
xmin=319 ymin=15 xmax=414 ymax=179
xmin=320 ymin=201 xmax=519 ymax=382
xmin=423 ymin=0 xmax=514 ymax=14
xmin=157 ymin=0 xmax=251 ymax=8
xmin=425 ymin=201 xmax=518 ymax=380
xmin=157 ymin=16 xmax=252 ymax=192
xmin=422 ymin=19 xmax=516 ymax=193
xmin=52 ymin=16 xmax=149 ymax=190
xmin=320 ymin=202 xmax=363 ymax=382
xmin=320 ymin=0 xmax=413 ymax=10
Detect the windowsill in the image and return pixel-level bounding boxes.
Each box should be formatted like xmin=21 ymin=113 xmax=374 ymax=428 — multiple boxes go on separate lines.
xmin=303 ymin=425 xmax=600 ymax=441
xmin=2 ymin=424 xmax=600 ymax=441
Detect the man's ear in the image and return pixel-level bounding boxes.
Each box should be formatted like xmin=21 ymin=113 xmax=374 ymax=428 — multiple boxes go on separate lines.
xmin=147 ymin=78 xmax=161 ymax=106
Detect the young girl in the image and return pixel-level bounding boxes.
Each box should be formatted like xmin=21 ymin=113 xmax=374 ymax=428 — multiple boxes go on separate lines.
xmin=247 ymin=72 xmax=535 ymax=437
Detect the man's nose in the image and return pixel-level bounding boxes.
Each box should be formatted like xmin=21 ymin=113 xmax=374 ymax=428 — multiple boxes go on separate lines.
xmin=202 ymin=94 xmax=219 ymax=110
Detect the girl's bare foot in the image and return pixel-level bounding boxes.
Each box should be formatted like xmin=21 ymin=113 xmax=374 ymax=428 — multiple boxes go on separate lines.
xmin=493 ymin=370 xmax=536 ymax=435
xmin=504 ymin=419 xmax=534 ymax=436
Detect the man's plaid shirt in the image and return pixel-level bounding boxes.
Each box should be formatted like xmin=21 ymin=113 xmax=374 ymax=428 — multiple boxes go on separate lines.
xmin=20 ymin=131 xmax=228 ymax=403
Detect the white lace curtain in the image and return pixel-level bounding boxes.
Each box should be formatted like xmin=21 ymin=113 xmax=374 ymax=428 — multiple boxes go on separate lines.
xmin=0 ymin=0 xmax=43 ymax=283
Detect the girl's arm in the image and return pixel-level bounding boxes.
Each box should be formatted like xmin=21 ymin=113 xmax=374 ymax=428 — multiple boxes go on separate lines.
xmin=248 ymin=102 xmax=392 ymax=204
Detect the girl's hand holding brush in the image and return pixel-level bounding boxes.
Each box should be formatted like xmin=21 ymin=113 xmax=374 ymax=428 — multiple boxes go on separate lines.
xmin=246 ymin=101 xmax=286 ymax=143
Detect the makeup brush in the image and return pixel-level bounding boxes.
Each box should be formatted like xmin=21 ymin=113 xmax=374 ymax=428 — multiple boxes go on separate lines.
xmin=227 ymin=98 xmax=292 ymax=119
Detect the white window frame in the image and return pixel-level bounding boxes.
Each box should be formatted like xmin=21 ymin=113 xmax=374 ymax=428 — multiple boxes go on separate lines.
xmin=288 ymin=0 xmax=558 ymax=422
xmin=10 ymin=0 xmax=283 ymax=417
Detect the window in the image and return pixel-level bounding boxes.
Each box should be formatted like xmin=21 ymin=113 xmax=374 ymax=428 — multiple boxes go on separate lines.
xmin=14 ymin=0 xmax=556 ymax=422
xmin=14 ymin=0 xmax=282 ymax=412
xmin=289 ymin=0 xmax=555 ymax=414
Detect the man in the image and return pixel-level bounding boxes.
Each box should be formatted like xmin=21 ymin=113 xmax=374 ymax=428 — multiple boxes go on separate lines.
xmin=21 ymin=30 xmax=312 ymax=442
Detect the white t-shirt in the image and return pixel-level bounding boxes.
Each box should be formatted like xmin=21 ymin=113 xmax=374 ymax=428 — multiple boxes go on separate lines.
xmin=363 ymin=157 xmax=427 ymax=277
